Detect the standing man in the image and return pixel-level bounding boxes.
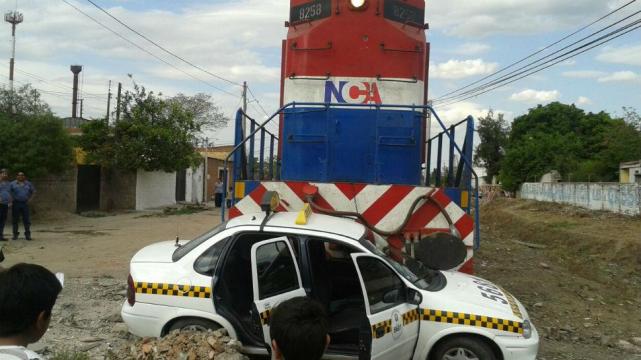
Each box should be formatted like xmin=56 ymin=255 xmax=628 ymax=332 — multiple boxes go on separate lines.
xmin=0 ymin=170 xmax=10 ymax=242
xmin=214 ymin=178 xmax=224 ymax=208
xmin=9 ymin=172 xmax=35 ymax=241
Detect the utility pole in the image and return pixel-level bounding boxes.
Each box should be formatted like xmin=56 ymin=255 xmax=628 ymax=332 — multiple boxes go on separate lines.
xmin=242 ymin=81 xmax=248 ymax=134
xmin=5 ymin=10 xmax=23 ymax=113
xmin=106 ymin=80 xmax=112 ymax=123
xmin=79 ymin=99 xmax=84 ymax=118
xmin=116 ymin=82 xmax=122 ymax=122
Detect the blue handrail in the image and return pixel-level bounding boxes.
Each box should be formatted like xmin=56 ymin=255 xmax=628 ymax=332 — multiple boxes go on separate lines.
xmin=221 ymin=102 xmax=480 ymax=249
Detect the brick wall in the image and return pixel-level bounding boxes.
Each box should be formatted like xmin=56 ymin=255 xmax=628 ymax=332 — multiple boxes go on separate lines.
xmin=31 ymin=167 xmax=78 ymax=214
xmin=100 ymin=168 xmax=136 ymax=211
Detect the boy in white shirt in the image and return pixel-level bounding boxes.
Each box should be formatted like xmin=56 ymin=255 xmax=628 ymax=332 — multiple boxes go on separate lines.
xmin=0 ymin=264 xmax=62 ymax=360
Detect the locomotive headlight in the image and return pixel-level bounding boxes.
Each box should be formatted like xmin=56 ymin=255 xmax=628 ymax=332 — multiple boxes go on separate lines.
xmin=349 ymin=0 xmax=367 ymax=10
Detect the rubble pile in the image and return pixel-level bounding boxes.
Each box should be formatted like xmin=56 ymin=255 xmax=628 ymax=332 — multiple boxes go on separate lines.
xmin=127 ymin=329 xmax=247 ymax=360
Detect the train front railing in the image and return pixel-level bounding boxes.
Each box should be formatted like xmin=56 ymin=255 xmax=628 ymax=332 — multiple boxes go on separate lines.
xmin=221 ymin=102 xmax=480 ymax=249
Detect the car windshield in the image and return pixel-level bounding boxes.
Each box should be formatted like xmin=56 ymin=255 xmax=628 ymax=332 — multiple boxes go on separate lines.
xmin=358 ymin=238 xmax=431 ymax=289
xmin=172 ymin=221 xmax=228 ymax=262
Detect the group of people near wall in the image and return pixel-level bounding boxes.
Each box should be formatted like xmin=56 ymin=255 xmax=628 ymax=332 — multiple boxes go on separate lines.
xmin=0 ymin=169 xmax=35 ymax=242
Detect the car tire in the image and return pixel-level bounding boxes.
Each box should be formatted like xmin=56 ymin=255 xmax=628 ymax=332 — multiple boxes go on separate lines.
xmin=431 ymin=336 xmax=497 ymax=360
xmin=167 ymin=318 xmax=221 ymax=334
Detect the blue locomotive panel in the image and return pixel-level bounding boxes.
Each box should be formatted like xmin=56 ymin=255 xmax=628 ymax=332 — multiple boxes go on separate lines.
xmin=281 ymin=108 xmax=422 ymax=185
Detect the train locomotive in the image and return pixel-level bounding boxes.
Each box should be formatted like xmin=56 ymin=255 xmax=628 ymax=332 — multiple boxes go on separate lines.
xmin=225 ymin=0 xmax=478 ymax=273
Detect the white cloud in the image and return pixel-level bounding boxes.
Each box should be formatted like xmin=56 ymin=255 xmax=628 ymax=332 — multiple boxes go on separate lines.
xmin=597 ymin=44 xmax=641 ymax=67
xmin=576 ymin=96 xmax=592 ymax=105
xmin=449 ymin=43 xmax=491 ymax=55
xmin=431 ymin=59 xmax=498 ymax=80
xmin=509 ymin=89 xmax=560 ymax=103
xmin=562 ymin=70 xmax=607 ymax=78
xmin=430 ymin=0 xmax=630 ymax=37
xmin=0 ymin=0 xmax=288 ymax=124
xmin=597 ymin=71 xmax=641 ymax=83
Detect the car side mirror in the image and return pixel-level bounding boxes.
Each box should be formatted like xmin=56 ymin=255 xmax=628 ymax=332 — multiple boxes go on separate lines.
xmin=383 ymin=289 xmax=401 ymax=304
xmin=407 ymin=288 xmax=422 ymax=305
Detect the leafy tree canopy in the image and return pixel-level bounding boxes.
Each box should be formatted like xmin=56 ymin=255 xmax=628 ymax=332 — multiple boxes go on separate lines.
xmin=79 ymin=83 xmax=203 ymax=172
xmin=473 ymin=110 xmax=509 ymax=184
xmin=0 ymin=84 xmax=53 ymax=117
xmin=500 ymin=102 xmax=641 ymax=191
xmin=0 ymin=113 xmax=73 ymax=179
xmin=168 ymin=93 xmax=229 ymax=130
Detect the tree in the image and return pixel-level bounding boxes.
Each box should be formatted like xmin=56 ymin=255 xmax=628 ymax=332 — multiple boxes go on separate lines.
xmin=0 ymin=113 xmax=73 ymax=178
xmin=79 ymin=83 xmax=203 ymax=172
xmin=473 ymin=110 xmax=509 ymax=184
xmin=0 ymin=84 xmax=52 ymax=117
xmin=500 ymin=102 xmax=641 ymax=191
xmin=168 ymin=93 xmax=229 ymax=130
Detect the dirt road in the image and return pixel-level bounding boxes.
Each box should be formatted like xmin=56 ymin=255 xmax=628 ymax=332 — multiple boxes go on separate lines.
xmin=2 ymin=200 xmax=640 ymax=359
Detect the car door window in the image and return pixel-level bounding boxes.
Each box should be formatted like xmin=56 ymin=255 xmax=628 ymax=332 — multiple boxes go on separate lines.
xmin=357 ymin=257 xmax=406 ymax=314
xmin=194 ymin=238 xmax=230 ymax=275
xmin=256 ymin=240 xmax=299 ymax=299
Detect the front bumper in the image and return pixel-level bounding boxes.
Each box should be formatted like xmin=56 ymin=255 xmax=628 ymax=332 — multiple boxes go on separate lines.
xmin=121 ymin=300 xmax=166 ymax=337
xmin=495 ymin=323 xmax=540 ymax=360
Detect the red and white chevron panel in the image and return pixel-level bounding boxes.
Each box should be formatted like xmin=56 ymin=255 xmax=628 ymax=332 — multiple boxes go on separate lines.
xmin=229 ymin=182 xmax=474 ymax=273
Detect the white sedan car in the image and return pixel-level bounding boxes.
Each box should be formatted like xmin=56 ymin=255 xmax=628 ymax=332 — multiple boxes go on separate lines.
xmin=122 ymin=210 xmax=538 ymax=360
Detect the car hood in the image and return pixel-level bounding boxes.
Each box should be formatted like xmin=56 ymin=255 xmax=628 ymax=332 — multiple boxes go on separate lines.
xmin=423 ymin=271 xmax=528 ymax=322
xmin=130 ymin=240 xmax=188 ymax=263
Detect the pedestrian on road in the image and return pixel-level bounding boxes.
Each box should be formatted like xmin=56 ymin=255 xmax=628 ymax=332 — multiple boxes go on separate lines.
xmin=0 ymin=263 xmax=63 ymax=360
xmin=9 ymin=173 xmax=35 ymax=241
xmin=214 ymin=178 xmax=224 ymax=208
xmin=0 ymin=170 xmax=10 ymax=242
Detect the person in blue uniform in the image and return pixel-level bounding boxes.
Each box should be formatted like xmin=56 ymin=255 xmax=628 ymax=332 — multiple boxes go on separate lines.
xmin=0 ymin=170 xmax=10 ymax=242
xmin=9 ymin=173 xmax=35 ymax=241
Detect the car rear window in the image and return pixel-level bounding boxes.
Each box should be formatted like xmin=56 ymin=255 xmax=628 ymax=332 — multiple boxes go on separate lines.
xmin=172 ymin=221 xmax=228 ymax=262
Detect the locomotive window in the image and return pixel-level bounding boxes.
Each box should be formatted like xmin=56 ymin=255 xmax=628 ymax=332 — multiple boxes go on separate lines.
xmin=290 ymin=0 xmax=331 ymax=24
xmin=384 ymin=0 xmax=424 ymax=26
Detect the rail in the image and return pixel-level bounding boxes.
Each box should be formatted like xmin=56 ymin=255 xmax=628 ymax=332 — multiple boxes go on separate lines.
xmin=221 ymin=102 xmax=480 ymax=249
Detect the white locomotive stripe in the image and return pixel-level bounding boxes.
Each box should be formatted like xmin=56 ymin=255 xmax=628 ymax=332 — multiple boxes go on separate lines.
xmin=312 ymin=183 xmax=357 ymax=211
xmin=353 ymin=185 xmax=392 ymax=213
xmin=233 ymin=196 xmax=262 ymax=215
xmin=375 ymin=187 xmax=432 ymax=231
xmin=462 ymin=232 xmax=474 ymax=247
xmin=263 ymin=182 xmax=306 ymax=210
xmin=283 ymin=77 xmax=425 ymax=107
xmin=445 ymin=201 xmax=466 ymax=226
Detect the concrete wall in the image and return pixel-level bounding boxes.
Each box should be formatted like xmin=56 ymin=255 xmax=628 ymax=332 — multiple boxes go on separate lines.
xmin=31 ymin=167 xmax=78 ymax=214
xmin=520 ymin=182 xmax=641 ymax=216
xmin=135 ymin=170 xmax=177 ymax=210
xmin=186 ymin=164 xmax=205 ymax=204
xmin=100 ymin=168 xmax=136 ymax=211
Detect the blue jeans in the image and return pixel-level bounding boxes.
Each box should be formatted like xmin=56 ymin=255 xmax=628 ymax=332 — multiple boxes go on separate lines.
xmin=0 ymin=204 xmax=7 ymax=238
xmin=12 ymin=201 xmax=30 ymax=239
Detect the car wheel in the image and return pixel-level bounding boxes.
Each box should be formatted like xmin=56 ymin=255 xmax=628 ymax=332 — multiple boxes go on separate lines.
xmin=432 ymin=336 xmax=497 ymax=360
xmin=167 ymin=318 xmax=221 ymax=333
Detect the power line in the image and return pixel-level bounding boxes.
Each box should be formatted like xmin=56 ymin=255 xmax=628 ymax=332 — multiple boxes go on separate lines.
xmin=83 ymin=0 xmax=243 ymax=88
xmin=434 ymin=0 xmax=638 ymax=101
xmin=61 ymin=0 xmax=239 ymax=98
xmin=436 ymin=20 xmax=641 ymax=108
xmin=434 ymin=10 xmax=641 ymax=104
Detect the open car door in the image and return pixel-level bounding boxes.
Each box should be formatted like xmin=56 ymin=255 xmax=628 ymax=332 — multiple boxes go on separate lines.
xmin=251 ymin=237 xmax=307 ymax=350
xmin=351 ymin=253 xmax=421 ymax=360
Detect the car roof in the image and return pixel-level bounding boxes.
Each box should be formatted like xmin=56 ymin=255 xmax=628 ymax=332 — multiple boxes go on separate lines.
xmin=226 ymin=211 xmax=366 ymax=240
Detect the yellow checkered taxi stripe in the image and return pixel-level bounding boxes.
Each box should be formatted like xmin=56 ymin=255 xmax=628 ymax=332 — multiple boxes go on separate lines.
xmin=402 ymin=309 xmax=420 ymax=325
xmin=135 ymin=282 xmax=212 ymax=298
xmin=421 ymin=309 xmax=523 ymax=335
xmin=371 ymin=319 xmax=392 ymax=339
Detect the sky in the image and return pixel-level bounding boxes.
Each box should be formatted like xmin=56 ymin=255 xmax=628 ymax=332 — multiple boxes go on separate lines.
xmin=0 ymin=0 xmax=639 ymax=147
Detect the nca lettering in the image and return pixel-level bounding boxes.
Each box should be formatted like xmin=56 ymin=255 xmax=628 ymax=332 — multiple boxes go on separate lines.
xmin=324 ymin=81 xmax=382 ymax=104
